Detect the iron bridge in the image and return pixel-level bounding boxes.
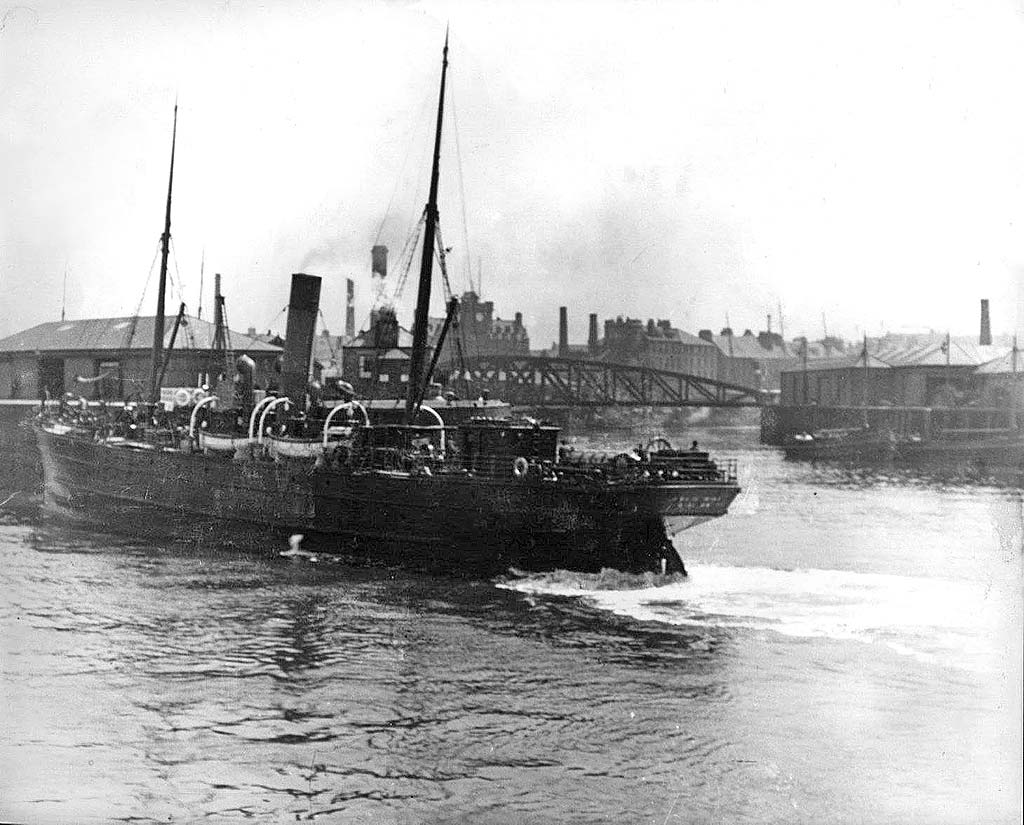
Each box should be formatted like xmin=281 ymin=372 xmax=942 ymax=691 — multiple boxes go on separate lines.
xmin=451 ymin=355 xmax=768 ymax=408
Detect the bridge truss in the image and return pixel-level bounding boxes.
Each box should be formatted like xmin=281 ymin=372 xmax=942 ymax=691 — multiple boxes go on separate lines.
xmin=451 ymin=355 xmax=767 ymax=408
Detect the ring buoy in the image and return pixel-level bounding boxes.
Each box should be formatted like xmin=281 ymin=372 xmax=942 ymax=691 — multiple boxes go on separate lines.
xmin=512 ymin=456 xmax=529 ymax=478
xmin=173 ymin=388 xmax=191 ymax=407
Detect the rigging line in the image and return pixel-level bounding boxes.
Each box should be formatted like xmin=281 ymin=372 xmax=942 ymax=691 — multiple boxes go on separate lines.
xmin=169 ymin=237 xmax=186 ymax=307
xmin=386 ymin=212 xmax=425 ymax=305
xmin=221 ymin=299 xmax=233 ymax=357
xmin=450 ymin=89 xmax=473 ymax=293
xmin=373 ymin=88 xmax=435 ymax=246
xmin=257 ymin=305 xmax=289 ymax=338
xmin=391 ymin=213 xmax=426 ymax=303
xmin=374 ymin=81 xmax=436 ymax=246
xmin=123 ymin=241 xmax=163 ymax=350
xmin=434 ymin=221 xmax=455 ymax=303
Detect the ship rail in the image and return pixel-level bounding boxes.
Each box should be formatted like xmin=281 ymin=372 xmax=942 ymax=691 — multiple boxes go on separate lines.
xmin=331 ymin=441 xmax=738 ymax=486
xmin=35 ymin=402 xmax=741 ymax=486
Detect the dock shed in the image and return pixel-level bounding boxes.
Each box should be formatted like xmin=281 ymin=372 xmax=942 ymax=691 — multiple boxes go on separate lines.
xmin=0 ymin=315 xmax=282 ymax=401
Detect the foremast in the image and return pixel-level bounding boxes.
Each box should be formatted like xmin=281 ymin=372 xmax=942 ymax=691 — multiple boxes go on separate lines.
xmin=405 ymin=31 xmax=449 ymax=424
xmin=149 ymin=104 xmax=178 ymax=404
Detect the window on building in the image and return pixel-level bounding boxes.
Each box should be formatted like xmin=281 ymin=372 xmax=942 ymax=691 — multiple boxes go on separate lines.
xmin=359 ymin=356 xmax=371 ymax=379
xmin=378 ymin=374 xmax=389 ymax=383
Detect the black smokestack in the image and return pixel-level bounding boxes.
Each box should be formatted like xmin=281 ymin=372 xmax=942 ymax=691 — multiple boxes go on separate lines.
xmin=980 ymin=298 xmax=992 ymax=346
xmin=588 ymin=313 xmax=598 ymax=354
xmin=559 ymin=306 xmax=568 ymax=357
xmin=345 ymin=278 xmax=355 ymax=340
xmin=372 ymin=245 xmax=388 ymax=279
xmin=281 ymin=273 xmax=322 ymax=405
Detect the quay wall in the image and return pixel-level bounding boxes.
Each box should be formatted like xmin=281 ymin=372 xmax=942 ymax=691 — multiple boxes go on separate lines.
xmin=760 ymin=404 xmax=1021 ymax=444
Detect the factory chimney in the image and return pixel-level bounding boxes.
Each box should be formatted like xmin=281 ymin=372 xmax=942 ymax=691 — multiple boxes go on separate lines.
xmin=558 ymin=307 xmax=568 ymax=357
xmin=979 ymin=299 xmax=992 ymax=346
xmin=345 ymin=278 xmax=355 ymax=340
xmin=588 ymin=313 xmax=599 ymax=355
xmin=372 ymin=245 xmax=388 ymax=279
xmin=281 ymin=273 xmax=322 ymax=406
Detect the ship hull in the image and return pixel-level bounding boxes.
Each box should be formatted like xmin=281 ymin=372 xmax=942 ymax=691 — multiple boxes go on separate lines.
xmin=35 ymin=426 xmax=738 ymax=575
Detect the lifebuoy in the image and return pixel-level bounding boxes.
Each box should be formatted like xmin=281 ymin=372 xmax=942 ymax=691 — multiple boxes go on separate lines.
xmin=173 ymin=388 xmax=191 ymax=407
xmin=512 ymin=456 xmax=529 ymax=478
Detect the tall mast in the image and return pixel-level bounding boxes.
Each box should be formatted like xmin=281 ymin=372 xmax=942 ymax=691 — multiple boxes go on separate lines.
xmin=149 ymin=103 xmax=178 ymax=403
xmin=405 ymin=31 xmax=449 ymax=423
xmin=861 ymin=333 xmax=868 ymax=407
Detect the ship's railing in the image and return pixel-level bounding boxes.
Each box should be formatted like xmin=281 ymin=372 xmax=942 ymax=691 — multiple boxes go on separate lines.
xmin=34 ymin=400 xmax=741 ymax=485
xmin=325 ymin=440 xmax=738 ymax=485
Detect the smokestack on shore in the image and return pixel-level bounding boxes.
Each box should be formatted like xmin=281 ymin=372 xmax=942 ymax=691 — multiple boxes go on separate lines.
xmin=281 ymin=273 xmax=322 ymax=404
xmin=588 ymin=313 xmax=599 ymax=355
xmin=372 ymin=245 xmax=388 ymax=279
xmin=345 ymin=278 xmax=355 ymax=340
xmin=559 ymin=306 xmax=568 ymax=357
xmin=980 ymin=299 xmax=992 ymax=345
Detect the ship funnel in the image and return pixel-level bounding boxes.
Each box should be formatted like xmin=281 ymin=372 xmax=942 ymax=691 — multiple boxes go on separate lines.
xmin=345 ymin=278 xmax=355 ymax=339
xmin=281 ymin=273 xmax=322 ymax=406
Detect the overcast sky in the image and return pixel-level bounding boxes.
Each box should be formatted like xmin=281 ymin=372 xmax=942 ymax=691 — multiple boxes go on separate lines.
xmin=2 ymin=0 xmax=1023 ymax=347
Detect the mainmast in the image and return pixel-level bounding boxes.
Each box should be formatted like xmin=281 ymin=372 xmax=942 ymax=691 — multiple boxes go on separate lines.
xmin=149 ymin=103 xmax=178 ymax=403
xmin=405 ymin=31 xmax=449 ymax=423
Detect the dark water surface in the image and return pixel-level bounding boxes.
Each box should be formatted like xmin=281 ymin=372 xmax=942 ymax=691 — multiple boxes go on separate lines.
xmin=1 ymin=427 xmax=1021 ymax=824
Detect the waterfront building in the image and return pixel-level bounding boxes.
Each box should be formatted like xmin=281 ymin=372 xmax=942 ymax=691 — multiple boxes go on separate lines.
xmin=0 ymin=315 xmax=281 ymax=401
xmin=341 ymin=293 xmax=530 ymax=398
xmin=779 ymin=339 xmax=1009 ymax=407
xmin=974 ymin=348 xmax=1023 ymax=408
xmin=602 ymin=317 xmax=719 ymax=380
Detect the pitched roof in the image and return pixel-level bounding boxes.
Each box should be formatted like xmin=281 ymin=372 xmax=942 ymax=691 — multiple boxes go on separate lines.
xmin=976 ymin=349 xmax=1023 ymax=375
xmin=711 ymin=335 xmax=795 ymax=360
xmin=780 ymin=351 xmax=893 ymax=374
xmin=0 ymin=316 xmax=281 ymax=354
xmin=643 ymin=327 xmax=716 ymax=347
xmin=780 ymin=341 xmax=1011 ymax=374
xmin=873 ymin=341 xmax=1005 ymax=367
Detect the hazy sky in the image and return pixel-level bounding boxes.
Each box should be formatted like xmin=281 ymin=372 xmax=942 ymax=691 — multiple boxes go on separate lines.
xmin=3 ymin=0 xmax=1023 ymax=347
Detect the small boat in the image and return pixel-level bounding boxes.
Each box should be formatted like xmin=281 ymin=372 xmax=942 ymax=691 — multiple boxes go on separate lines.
xmin=197 ymin=430 xmax=251 ymax=454
xmin=782 ymin=426 xmax=898 ymax=462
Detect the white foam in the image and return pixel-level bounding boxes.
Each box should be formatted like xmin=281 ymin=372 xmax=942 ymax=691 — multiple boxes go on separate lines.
xmin=501 ymin=564 xmax=1017 ymax=673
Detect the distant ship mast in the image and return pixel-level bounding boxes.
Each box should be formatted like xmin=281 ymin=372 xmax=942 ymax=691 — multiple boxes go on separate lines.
xmin=149 ymin=104 xmax=178 ymax=403
xmin=405 ymin=31 xmax=449 ymax=424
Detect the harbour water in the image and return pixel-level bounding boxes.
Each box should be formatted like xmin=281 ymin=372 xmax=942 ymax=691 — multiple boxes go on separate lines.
xmin=1 ymin=426 xmax=1021 ymax=824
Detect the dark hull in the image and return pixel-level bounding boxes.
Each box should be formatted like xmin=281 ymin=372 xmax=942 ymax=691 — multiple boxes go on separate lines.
xmin=35 ymin=427 xmax=739 ymax=575
xmin=782 ymin=443 xmax=896 ymax=462
xmin=1 ymin=418 xmax=42 ymax=511
xmin=896 ymin=438 xmax=1024 ymax=463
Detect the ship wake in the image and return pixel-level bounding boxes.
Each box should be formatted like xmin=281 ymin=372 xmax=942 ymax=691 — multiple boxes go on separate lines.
xmin=498 ymin=563 xmax=1014 ymax=673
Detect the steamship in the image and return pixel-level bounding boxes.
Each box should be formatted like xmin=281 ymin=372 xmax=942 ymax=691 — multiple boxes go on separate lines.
xmin=32 ymin=36 xmax=740 ymax=575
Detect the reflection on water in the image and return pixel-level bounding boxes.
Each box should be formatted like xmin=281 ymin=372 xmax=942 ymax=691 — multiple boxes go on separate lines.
xmin=1 ymin=430 xmax=1021 ymax=824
